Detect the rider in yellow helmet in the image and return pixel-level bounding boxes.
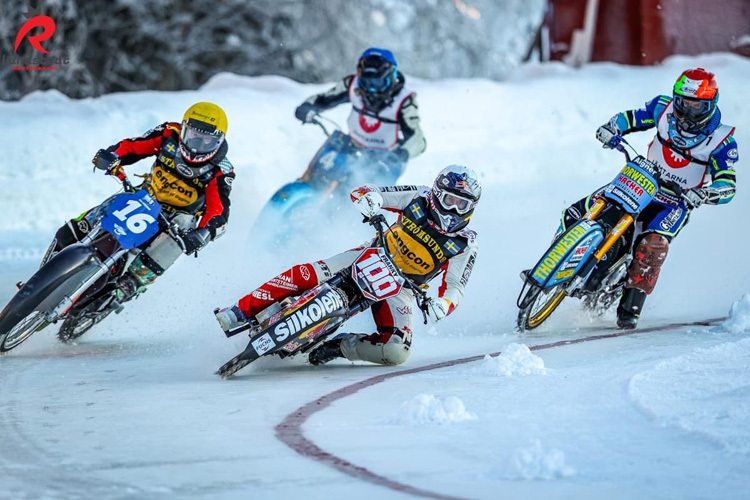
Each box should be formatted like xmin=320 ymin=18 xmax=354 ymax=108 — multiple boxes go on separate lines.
xmin=43 ymin=102 xmax=235 ymax=301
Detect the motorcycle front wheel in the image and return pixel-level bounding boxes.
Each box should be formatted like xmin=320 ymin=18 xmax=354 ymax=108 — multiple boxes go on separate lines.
xmin=517 ymin=284 xmax=567 ymax=332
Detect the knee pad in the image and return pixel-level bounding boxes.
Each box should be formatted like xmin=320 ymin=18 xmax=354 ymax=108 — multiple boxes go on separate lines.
xmin=627 ymin=233 xmax=669 ymax=295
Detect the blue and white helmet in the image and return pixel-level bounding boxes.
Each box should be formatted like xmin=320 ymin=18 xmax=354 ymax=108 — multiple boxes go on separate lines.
xmin=428 ymin=165 xmax=481 ymax=233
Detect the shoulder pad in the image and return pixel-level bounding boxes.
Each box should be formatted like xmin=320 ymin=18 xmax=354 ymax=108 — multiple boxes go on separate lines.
xmin=378 ymin=185 xmax=423 ymax=193
xmin=165 ymin=122 xmax=181 ymax=135
xmin=457 ymin=228 xmax=478 ymax=246
xmin=218 ymin=157 xmax=233 ymax=174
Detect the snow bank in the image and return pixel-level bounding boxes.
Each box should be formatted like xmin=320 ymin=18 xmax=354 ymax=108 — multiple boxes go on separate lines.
xmin=719 ymin=294 xmax=750 ymax=334
xmin=391 ymin=394 xmax=477 ymax=425
xmin=512 ymin=439 xmax=576 ymax=480
xmin=478 ymin=343 xmax=546 ymax=376
xmin=628 ymin=337 xmax=750 ymax=454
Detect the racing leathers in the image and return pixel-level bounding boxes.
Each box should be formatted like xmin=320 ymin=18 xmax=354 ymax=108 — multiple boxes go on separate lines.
xmin=235 ymin=184 xmax=477 ymax=365
xmin=297 ymin=73 xmax=426 ymax=180
xmin=561 ymin=94 xmax=738 ymax=319
xmin=43 ymin=122 xmax=235 ymax=297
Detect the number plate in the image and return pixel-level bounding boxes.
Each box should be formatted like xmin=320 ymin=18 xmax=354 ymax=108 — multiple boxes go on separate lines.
xmin=101 ymin=190 xmax=162 ymax=249
xmin=351 ymin=247 xmax=405 ymax=301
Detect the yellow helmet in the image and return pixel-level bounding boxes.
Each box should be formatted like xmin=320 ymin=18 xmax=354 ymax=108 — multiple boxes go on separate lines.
xmin=179 ymin=102 xmax=228 ymax=165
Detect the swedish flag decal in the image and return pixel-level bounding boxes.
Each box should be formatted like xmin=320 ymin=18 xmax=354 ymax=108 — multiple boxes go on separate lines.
xmin=444 ymin=239 xmax=459 ymax=255
xmin=410 ymin=203 xmax=424 ymax=219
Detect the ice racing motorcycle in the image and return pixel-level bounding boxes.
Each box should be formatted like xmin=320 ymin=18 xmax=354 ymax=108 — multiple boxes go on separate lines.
xmin=0 ymin=168 xmax=196 ymax=352
xmin=252 ymin=115 xmax=405 ymax=237
xmin=217 ymin=214 xmax=428 ymax=378
xmin=517 ymin=139 xmax=667 ymax=331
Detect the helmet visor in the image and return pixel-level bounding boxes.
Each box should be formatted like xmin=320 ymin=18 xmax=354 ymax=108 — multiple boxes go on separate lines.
xmin=181 ymin=124 xmax=223 ymax=156
xmin=359 ymin=74 xmax=392 ymax=93
xmin=673 ymin=95 xmax=712 ymax=131
xmin=437 ymin=190 xmax=475 ymax=215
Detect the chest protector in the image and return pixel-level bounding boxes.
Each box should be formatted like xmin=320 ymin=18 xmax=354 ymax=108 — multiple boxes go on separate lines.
xmin=647 ymin=101 xmax=735 ymax=189
xmin=384 ymin=196 xmax=469 ymax=285
xmin=347 ymin=76 xmax=415 ymax=150
xmin=145 ymin=134 xmax=209 ymax=214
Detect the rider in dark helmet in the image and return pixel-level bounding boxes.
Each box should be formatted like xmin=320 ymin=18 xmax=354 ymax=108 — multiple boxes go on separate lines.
xmin=293 ymin=47 xmax=426 ymax=181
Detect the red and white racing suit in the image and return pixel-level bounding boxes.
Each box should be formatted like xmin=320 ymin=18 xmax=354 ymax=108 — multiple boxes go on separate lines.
xmin=237 ymin=185 xmax=478 ymax=365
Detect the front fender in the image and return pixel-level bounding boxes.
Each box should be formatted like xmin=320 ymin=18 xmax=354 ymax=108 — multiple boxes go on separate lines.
xmin=530 ymin=220 xmax=605 ymax=288
xmin=23 ymin=244 xmax=102 ymax=312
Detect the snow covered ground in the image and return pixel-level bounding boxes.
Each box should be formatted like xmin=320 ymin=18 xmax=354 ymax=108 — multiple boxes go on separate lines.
xmin=1 ymin=53 xmax=749 ymax=499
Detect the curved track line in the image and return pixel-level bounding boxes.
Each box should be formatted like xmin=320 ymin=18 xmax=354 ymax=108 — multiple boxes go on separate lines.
xmin=275 ymin=318 xmax=725 ymax=499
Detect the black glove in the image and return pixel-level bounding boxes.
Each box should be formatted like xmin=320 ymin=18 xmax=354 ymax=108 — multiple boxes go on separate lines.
xmin=93 ymin=149 xmax=121 ymax=172
xmin=294 ymin=102 xmax=319 ymax=123
xmin=182 ymin=228 xmax=211 ymax=255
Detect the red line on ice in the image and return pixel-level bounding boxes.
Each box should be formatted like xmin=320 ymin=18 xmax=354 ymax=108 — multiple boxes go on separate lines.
xmin=275 ymin=318 xmax=724 ymax=499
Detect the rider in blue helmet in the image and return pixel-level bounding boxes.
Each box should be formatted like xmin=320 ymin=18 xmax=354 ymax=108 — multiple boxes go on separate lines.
xmin=294 ymin=47 xmax=426 ymax=180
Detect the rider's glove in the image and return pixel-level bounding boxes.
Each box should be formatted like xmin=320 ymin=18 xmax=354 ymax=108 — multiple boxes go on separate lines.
xmin=353 ymin=190 xmax=383 ymax=219
xmin=93 ymin=149 xmax=121 ymax=173
xmin=682 ymin=187 xmax=709 ymax=210
xmin=426 ymin=297 xmax=451 ymax=323
xmin=596 ymin=122 xmax=622 ymax=149
xmin=294 ymin=102 xmax=319 ymax=124
xmin=182 ymin=227 xmax=211 ymax=255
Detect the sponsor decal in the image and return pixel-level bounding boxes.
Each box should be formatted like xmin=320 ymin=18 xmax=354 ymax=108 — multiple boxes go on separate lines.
xmin=398 ymin=214 xmax=447 ymax=262
xmin=251 ymin=333 xmax=276 ymax=355
xmin=619 ymin=165 xmax=657 ymax=196
xmin=386 ymin=229 xmax=435 ymax=274
xmin=554 ymin=269 xmax=575 ymax=280
xmin=273 ymin=289 xmax=345 ymax=342
xmin=396 ymin=306 xmax=413 ymax=315
xmin=224 ymin=176 xmax=233 ymax=186
xmin=148 ymin=166 xmax=198 ymax=207
xmin=606 ymin=186 xmax=640 ymax=211
xmin=76 ymin=219 xmax=90 ymax=234
xmin=459 ymin=253 xmax=475 ymax=287
xmin=251 ymin=289 xmax=273 ymax=301
xmin=282 ymin=340 xmax=301 ymax=352
xmin=663 ymin=144 xmax=690 ymax=168
xmin=316 ymin=260 xmax=332 ymax=279
xmin=299 ymin=264 xmax=311 ymax=281
xmin=532 ymin=224 xmax=590 ymax=282
xmin=176 ymin=163 xmax=194 ymax=178
xmin=659 ymin=207 xmax=683 ymax=231
xmin=358 ymin=113 xmax=382 ymax=134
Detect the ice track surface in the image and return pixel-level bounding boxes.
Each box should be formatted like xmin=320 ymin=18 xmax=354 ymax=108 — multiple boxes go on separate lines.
xmin=2 ymin=53 xmax=750 ymax=499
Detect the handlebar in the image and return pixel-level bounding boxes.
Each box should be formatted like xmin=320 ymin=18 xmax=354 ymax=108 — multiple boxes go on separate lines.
xmin=309 ymin=114 xmax=342 ymax=138
xmin=366 ymin=214 xmax=431 ymax=325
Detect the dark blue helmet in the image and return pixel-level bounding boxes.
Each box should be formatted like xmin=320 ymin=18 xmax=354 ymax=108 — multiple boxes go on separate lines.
xmin=357 ymin=48 xmax=400 ymax=110
xmin=428 ymin=165 xmax=482 ymax=233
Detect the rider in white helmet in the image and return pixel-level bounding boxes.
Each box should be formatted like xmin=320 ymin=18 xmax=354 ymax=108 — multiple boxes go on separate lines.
xmin=215 ymin=165 xmax=480 ymax=366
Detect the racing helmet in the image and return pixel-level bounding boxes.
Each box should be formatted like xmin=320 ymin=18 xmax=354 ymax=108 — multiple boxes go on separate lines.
xmin=427 ymin=165 xmax=481 ymax=233
xmin=672 ymin=68 xmax=719 ymax=135
xmin=356 ymin=48 xmax=400 ymax=110
xmin=179 ymin=102 xmax=228 ymax=175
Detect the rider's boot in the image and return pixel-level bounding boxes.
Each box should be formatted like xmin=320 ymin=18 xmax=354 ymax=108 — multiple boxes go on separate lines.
xmin=214 ymin=305 xmax=249 ymax=334
xmin=308 ymin=337 xmax=344 ymax=366
xmin=616 ymin=288 xmax=646 ymax=329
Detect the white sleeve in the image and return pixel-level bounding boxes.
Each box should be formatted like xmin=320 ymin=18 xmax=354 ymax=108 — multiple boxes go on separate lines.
xmin=350 ymin=185 xmax=430 ymax=212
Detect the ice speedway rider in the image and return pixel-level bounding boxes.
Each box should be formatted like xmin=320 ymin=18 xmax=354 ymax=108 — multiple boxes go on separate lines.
xmin=294 ymin=47 xmax=427 ymax=180
xmin=216 ymin=166 xmax=480 ymax=366
xmin=42 ymin=102 xmax=235 ymax=302
xmin=560 ymin=68 xmax=738 ymax=329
